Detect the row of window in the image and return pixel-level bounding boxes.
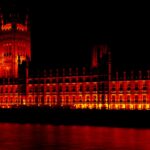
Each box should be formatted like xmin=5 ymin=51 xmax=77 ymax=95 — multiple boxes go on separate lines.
xmin=3 ymin=45 xmax=26 ymax=51
xmin=111 ymin=99 xmax=147 ymax=103
xmin=4 ymin=52 xmax=12 ymax=57
xmin=1 ymin=85 xmax=148 ymax=93
xmin=112 ymin=85 xmax=148 ymax=91
xmin=0 ymin=88 xmax=19 ymax=93
xmin=28 ymin=85 xmax=98 ymax=92
xmin=112 ymin=95 xmax=147 ymax=101
xmin=29 ymin=77 xmax=98 ymax=84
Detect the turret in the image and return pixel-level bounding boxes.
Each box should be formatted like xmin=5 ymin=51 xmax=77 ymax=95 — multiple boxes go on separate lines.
xmin=0 ymin=5 xmax=31 ymax=78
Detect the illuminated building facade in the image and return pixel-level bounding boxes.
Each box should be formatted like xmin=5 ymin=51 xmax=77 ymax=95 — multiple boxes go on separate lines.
xmin=0 ymin=9 xmax=31 ymax=78
xmin=0 ymin=8 xmax=150 ymax=110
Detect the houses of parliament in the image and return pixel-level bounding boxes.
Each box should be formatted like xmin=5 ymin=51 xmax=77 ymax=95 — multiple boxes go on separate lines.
xmin=0 ymin=6 xmax=150 ymax=110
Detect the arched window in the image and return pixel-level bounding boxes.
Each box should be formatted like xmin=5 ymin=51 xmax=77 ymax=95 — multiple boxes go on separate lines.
xmin=85 ymin=78 xmax=90 ymax=82
xmin=0 ymin=87 xmax=3 ymax=93
xmin=79 ymin=78 xmax=83 ymax=82
xmin=10 ymin=97 xmax=13 ymax=103
xmin=86 ymin=96 xmax=90 ymax=102
xmin=120 ymin=84 xmax=123 ymax=91
xmin=127 ymin=84 xmax=131 ymax=91
xmin=52 ymin=86 xmax=56 ymax=92
xmin=35 ymin=96 xmax=38 ymax=104
xmin=41 ymin=96 xmax=44 ymax=104
xmin=135 ymin=95 xmax=138 ymax=103
xmin=112 ymin=84 xmax=115 ymax=91
xmin=93 ymin=96 xmax=96 ymax=102
xmin=46 ymin=86 xmax=50 ymax=92
xmin=93 ymin=85 xmax=97 ymax=91
xmin=66 ymin=96 xmax=69 ymax=103
xmin=16 ymin=87 xmax=19 ymax=92
xmin=35 ymin=87 xmax=38 ymax=92
xmin=16 ymin=97 xmax=18 ymax=103
xmin=120 ymin=96 xmax=123 ymax=103
xmin=53 ymin=96 xmax=56 ymax=103
xmin=29 ymin=97 xmax=32 ymax=103
xmin=86 ymin=85 xmax=90 ymax=91
xmin=0 ymin=97 xmax=2 ymax=103
xmin=73 ymin=96 xmax=76 ymax=103
xmin=40 ymin=87 xmax=44 ymax=92
xmin=143 ymin=95 xmax=146 ymax=103
xmin=47 ymin=97 xmax=50 ymax=103
xmin=46 ymin=79 xmax=50 ymax=83
xmin=5 ymin=88 xmax=8 ymax=93
xmin=59 ymin=96 xmax=62 ymax=103
xmin=5 ymin=97 xmax=8 ymax=103
xmin=79 ymin=85 xmax=83 ymax=92
xmin=66 ymin=86 xmax=69 ymax=92
xmin=65 ymin=78 xmax=69 ymax=83
xmin=143 ymin=83 xmax=147 ymax=90
xmin=59 ymin=86 xmax=62 ymax=92
xmin=29 ymin=87 xmax=33 ymax=92
xmin=72 ymin=78 xmax=76 ymax=82
xmin=72 ymin=86 xmax=76 ymax=92
xmin=135 ymin=84 xmax=138 ymax=91
xmin=112 ymin=96 xmax=115 ymax=102
xmin=79 ymin=96 xmax=82 ymax=102
xmin=127 ymin=96 xmax=130 ymax=103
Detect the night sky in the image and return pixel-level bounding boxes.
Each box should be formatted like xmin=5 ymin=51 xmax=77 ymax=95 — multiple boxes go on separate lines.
xmin=1 ymin=1 xmax=150 ymax=71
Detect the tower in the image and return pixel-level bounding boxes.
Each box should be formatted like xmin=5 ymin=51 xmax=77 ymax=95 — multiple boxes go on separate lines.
xmin=91 ymin=45 xmax=111 ymax=77
xmin=0 ymin=6 xmax=31 ymax=78
xmin=91 ymin=45 xmax=111 ymax=108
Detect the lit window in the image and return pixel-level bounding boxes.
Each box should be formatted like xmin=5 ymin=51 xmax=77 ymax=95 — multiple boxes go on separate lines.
xmin=112 ymin=96 xmax=115 ymax=102
xmin=86 ymin=85 xmax=90 ymax=91
xmin=86 ymin=96 xmax=90 ymax=102
xmin=5 ymin=88 xmax=8 ymax=93
xmin=59 ymin=86 xmax=62 ymax=92
xmin=120 ymin=96 xmax=123 ymax=102
xmin=135 ymin=84 xmax=138 ymax=90
xmin=93 ymin=96 xmax=96 ymax=102
xmin=135 ymin=95 xmax=138 ymax=103
xmin=73 ymin=96 xmax=76 ymax=102
xmin=66 ymin=96 xmax=69 ymax=103
xmin=29 ymin=88 xmax=33 ymax=92
xmin=52 ymin=86 xmax=56 ymax=92
xmin=112 ymin=84 xmax=115 ymax=91
xmin=47 ymin=97 xmax=50 ymax=103
xmin=127 ymin=96 xmax=130 ymax=103
xmin=143 ymin=83 xmax=147 ymax=90
xmin=120 ymin=84 xmax=123 ymax=91
xmin=93 ymin=85 xmax=97 ymax=91
xmin=53 ymin=96 xmax=56 ymax=103
xmin=10 ymin=98 xmax=13 ymax=103
xmin=29 ymin=97 xmax=32 ymax=103
xmin=127 ymin=84 xmax=131 ymax=90
xmin=79 ymin=96 xmax=82 ymax=102
xmin=66 ymin=86 xmax=69 ymax=92
xmin=143 ymin=95 xmax=146 ymax=103
xmin=5 ymin=97 xmax=8 ymax=103
xmin=79 ymin=85 xmax=83 ymax=92
xmin=72 ymin=86 xmax=76 ymax=92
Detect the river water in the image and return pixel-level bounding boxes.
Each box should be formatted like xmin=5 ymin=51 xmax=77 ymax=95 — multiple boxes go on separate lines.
xmin=0 ymin=123 xmax=150 ymax=150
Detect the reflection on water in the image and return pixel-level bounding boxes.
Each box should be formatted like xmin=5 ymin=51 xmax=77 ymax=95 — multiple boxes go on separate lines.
xmin=0 ymin=123 xmax=150 ymax=150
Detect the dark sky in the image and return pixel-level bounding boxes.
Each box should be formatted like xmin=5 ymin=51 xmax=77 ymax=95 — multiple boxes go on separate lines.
xmin=1 ymin=1 xmax=150 ymax=71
